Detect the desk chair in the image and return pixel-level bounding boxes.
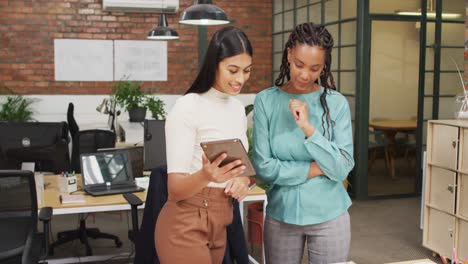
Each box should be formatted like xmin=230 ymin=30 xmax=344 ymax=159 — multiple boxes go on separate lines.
xmin=396 ymin=130 xmax=417 ymax=168
xmin=0 ymin=170 xmax=52 ymax=264
xmin=67 ymin=102 xmax=116 ymax=173
xmin=124 ymin=165 xmax=249 ymax=264
xmin=50 ymin=104 xmax=121 ymax=256
xmin=368 ymin=128 xmax=389 ymax=173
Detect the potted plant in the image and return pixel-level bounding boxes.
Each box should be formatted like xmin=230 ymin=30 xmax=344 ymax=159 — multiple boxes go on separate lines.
xmin=113 ymin=80 xmax=147 ymax=122
xmin=0 ymin=86 xmax=37 ymax=122
xmin=146 ymin=96 xmax=166 ymax=120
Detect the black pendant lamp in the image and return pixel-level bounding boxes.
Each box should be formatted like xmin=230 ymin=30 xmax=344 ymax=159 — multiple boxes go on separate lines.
xmin=179 ymin=0 xmax=229 ymax=26
xmin=147 ymin=14 xmax=179 ymax=40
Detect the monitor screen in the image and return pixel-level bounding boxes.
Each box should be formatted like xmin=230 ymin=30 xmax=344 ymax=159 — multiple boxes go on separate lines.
xmin=80 ymin=151 xmax=133 ymax=185
xmin=97 ymin=146 xmax=144 ymax=177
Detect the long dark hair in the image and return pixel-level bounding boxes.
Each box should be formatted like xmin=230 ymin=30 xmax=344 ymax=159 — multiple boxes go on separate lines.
xmin=185 ymin=26 xmax=253 ymax=95
xmin=275 ymin=23 xmax=336 ymax=139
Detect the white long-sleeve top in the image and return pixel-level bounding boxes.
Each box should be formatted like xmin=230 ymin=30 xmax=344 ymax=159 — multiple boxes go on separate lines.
xmin=165 ymin=88 xmax=248 ymax=188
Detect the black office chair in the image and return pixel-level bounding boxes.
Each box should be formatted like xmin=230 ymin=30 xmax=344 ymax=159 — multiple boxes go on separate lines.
xmin=67 ymin=102 xmax=116 ymax=173
xmin=0 ymin=170 xmax=52 ymax=264
xmin=49 ymin=104 xmax=121 ymax=256
xmin=70 ymin=129 xmax=116 ymax=173
xmin=124 ymin=165 xmax=249 ymax=264
xmin=67 ymin=103 xmax=79 ymax=145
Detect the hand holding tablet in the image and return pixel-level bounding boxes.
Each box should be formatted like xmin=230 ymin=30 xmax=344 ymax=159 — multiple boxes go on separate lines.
xmin=200 ymin=138 xmax=256 ymax=177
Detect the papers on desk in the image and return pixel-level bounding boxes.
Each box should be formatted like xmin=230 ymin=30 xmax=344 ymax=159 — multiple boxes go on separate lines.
xmin=60 ymin=194 xmax=86 ymax=204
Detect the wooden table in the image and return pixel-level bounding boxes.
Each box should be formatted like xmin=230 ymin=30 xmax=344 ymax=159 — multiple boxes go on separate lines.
xmin=384 ymin=259 xmax=436 ymax=264
xmin=40 ymin=174 xmax=147 ymax=215
xmin=368 ymin=120 xmax=417 ymax=179
xmin=239 ymin=185 xmax=267 ymax=264
xmin=41 ymin=174 xmax=267 ymax=263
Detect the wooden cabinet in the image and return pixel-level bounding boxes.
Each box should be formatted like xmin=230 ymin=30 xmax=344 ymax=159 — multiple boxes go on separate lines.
xmin=423 ymin=120 xmax=468 ymax=261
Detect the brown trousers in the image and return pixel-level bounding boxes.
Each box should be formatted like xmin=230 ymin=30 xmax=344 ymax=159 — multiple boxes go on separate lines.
xmin=155 ymin=187 xmax=233 ymax=264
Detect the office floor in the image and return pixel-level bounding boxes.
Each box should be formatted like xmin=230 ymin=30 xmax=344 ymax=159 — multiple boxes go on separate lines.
xmin=367 ymin=152 xmax=419 ymax=197
xmin=45 ymin=212 xmax=136 ymax=262
xmin=44 ymin=197 xmax=445 ymax=264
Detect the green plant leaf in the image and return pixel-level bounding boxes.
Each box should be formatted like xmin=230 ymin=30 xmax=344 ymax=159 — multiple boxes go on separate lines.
xmin=112 ymin=80 xmax=146 ymax=111
xmin=146 ymin=96 xmax=166 ymax=120
xmin=245 ymin=104 xmax=254 ymax=116
xmin=0 ymin=94 xmax=37 ymax=122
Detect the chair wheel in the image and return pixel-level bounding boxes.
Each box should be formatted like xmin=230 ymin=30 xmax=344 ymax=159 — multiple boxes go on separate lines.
xmin=115 ymin=239 xmax=122 ymax=247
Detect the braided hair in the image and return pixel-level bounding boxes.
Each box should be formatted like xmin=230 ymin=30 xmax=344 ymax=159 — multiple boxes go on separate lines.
xmin=275 ymin=23 xmax=336 ymax=139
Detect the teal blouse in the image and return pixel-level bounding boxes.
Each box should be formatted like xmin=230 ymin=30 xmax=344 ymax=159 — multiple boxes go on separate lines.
xmin=253 ymin=86 xmax=354 ymax=225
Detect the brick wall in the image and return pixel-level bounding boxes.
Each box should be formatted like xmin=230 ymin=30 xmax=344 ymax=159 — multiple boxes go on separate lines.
xmin=0 ymin=0 xmax=272 ymax=95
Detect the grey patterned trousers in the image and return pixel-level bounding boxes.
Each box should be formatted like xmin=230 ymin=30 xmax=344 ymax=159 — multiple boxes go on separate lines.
xmin=264 ymin=212 xmax=351 ymax=264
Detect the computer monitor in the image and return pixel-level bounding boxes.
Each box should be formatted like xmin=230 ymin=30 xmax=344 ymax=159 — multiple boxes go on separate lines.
xmin=80 ymin=151 xmax=133 ymax=186
xmin=98 ymin=146 xmax=144 ymax=177
xmin=143 ymin=120 xmax=166 ymax=170
xmin=0 ymin=122 xmax=70 ymax=172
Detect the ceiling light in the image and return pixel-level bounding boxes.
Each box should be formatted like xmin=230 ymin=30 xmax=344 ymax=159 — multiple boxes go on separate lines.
xmin=147 ymin=14 xmax=180 ymax=40
xmin=179 ymin=0 xmax=229 ymax=26
xmin=396 ymin=10 xmax=462 ymax=19
xmin=396 ymin=0 xmax=462 ymax=19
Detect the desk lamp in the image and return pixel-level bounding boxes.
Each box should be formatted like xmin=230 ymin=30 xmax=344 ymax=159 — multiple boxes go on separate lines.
xmin=96 ymin=97 xmax=122 ymax=141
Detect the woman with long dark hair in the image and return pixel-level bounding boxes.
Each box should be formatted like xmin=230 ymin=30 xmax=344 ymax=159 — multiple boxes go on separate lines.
xmin=155 ymin=26 xmax=253 ymax=263
xmin=253 ymin=22 xmax=354 ymax=263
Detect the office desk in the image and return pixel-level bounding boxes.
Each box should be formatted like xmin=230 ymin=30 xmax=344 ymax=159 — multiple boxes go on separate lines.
xmin=42 ymin=175 xmax=266 ymax=263
xmin=384 ymin=259 xmax=436 ymax=264
xmin=40 ymin=174 xmax=147 ymax=215
xmin=40 ymin=175 xmax=146 ymax=263
xmin=369 ymin=120 xmax=417 ymax=179
xmin=239 ymin=186 xmax=267 ymax=264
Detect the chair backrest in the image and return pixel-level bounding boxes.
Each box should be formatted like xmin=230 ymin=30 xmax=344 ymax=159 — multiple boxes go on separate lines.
xmin=71 ymin=129 xmax=116 ymax=173
xmin=67 ymin=103 xmax=79 ymax=142
xmin=0 ymin=170 xmax=37 ymax=262
xmin=132 ymin=165 xmax=248 ymax=264
xmin=143 ymin=120 xmax=166 ymax=170
xmin=134 ymin=164 xmax=167 ymax=264
xmin=368 ymin=128 xmax=388 ymax=148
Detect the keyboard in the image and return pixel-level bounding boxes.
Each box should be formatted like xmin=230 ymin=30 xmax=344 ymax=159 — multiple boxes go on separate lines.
xmin=85 ymin=185 xmax=144 ymax=196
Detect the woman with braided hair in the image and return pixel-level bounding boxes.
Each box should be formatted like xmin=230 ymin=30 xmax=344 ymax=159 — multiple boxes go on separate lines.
xmin=253 ymin=22 xmax=354 ymax=263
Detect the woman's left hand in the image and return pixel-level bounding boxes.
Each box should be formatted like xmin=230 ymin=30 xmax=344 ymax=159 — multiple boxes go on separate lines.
xmin=224 ymin=176 xmax=249 ymax=201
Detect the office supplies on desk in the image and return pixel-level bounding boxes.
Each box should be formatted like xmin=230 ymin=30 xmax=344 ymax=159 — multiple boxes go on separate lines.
xmin=80 ymin=151 xmax=144 ymax=196
xmin=58 ymin=172 xmax=77 ymax=193
xmin=59 ymin=194 xmax=86 ymax=204
xmin=21 ymin=162 xmax=35 ymax=172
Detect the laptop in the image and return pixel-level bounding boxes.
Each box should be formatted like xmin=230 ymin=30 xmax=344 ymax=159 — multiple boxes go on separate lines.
xmin=80 ymin=151 xmax=144 ymax=196
xmin=98 ymin=146 xmax=144 ymax=178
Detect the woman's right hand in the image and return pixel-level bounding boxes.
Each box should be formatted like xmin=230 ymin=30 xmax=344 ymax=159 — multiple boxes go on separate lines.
xmin=201 ymin=152 xmax=246 ymax=183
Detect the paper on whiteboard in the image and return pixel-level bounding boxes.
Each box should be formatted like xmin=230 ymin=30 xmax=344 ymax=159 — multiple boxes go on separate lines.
xmin=114 ymin=40 xmax=167 ymax=81
xmin=54 ymin=39 xmax=113 ymax=81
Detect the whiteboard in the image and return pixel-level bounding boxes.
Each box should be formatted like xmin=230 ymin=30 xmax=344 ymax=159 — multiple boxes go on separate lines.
xmin=54 ymin=39 xmax=113 ymax=81
xmin=114 ymin=40 xmax=167 ymax=81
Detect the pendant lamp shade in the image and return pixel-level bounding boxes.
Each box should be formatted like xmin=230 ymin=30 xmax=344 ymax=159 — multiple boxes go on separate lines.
xmin=179 ymin=0 xmax=229 ymax=26
xmin=147 ymin=14 xmax=179 ymax=40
